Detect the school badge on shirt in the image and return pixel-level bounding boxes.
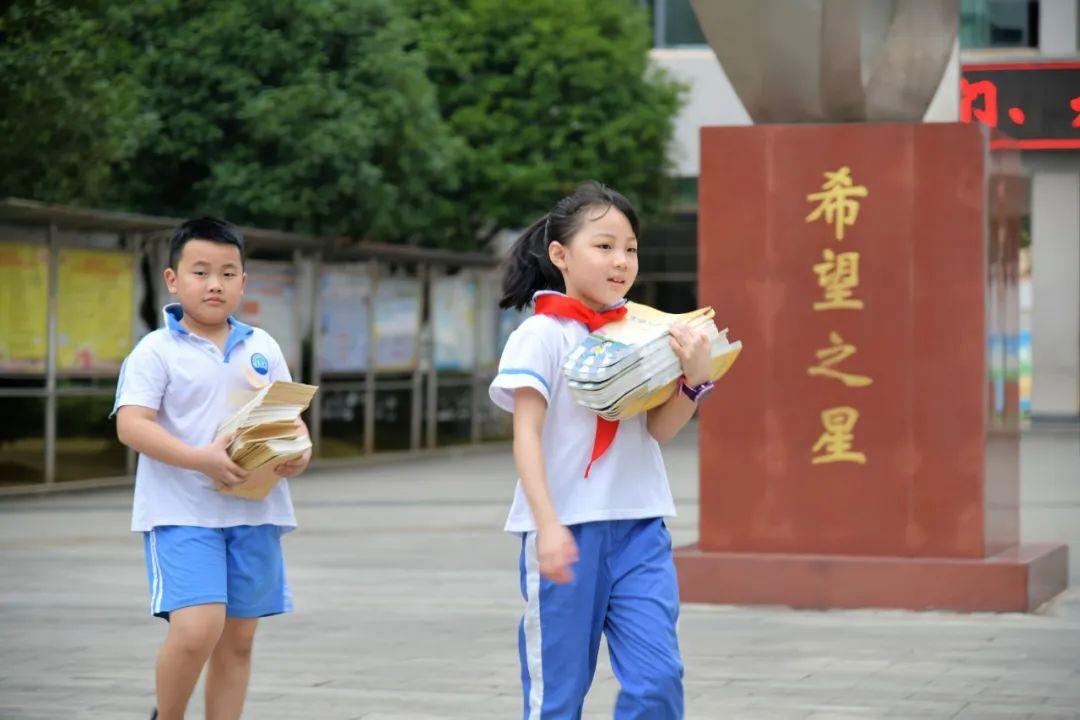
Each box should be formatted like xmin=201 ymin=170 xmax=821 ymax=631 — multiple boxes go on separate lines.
xmin=245 ymin=352 xmax=270 ymax=389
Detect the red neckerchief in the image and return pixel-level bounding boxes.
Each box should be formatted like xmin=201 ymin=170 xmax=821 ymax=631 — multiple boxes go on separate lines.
xmin=534 ymin=293 xmax=628 ymax=477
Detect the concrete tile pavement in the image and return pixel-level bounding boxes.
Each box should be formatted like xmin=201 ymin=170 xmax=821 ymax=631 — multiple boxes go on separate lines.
xmin=1 ymin=425 xmax=1078 ymax=719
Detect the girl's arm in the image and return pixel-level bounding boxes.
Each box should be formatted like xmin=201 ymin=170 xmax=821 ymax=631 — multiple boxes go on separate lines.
xmin=513 ymin=387 xmax=579 ymax=584
xmin=646 ymin=323 xmax=713 ymax=444
xmin=116 ymin=405 xmax=249 ymax=486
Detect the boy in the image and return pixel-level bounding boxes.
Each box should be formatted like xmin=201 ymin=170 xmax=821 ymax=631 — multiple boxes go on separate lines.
xmin=113 ymin=217 xmax=310 ymax=720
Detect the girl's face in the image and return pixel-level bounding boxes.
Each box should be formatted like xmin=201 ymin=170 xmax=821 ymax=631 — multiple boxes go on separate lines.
xmin=548 ymin=206 xmax=639 ymax=311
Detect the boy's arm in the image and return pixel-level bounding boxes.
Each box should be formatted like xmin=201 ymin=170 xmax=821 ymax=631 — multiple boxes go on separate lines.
xmin=116 ymin=405 xmax=248 ymax=486
xmin=514 ymin=388 xmax=578 ymax=584
xmin=260 ymin=334 xmax=312 ymax=478
xmin=273 ymin=418 xmax=311 ymax=478
xmin=646 ymin=323 xmax=713 ymax=444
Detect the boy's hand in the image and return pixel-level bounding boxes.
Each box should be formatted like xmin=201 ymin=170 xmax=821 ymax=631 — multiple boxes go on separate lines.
xmin=273 ymin=448 xmax=311 ymax=478
xmin=537 ymin=522 xmax=579 ymax=584
xmin=195 ymin=433 xmax=249 ymax=487
xmin=669 ymin=323 xmax=712 ymax=388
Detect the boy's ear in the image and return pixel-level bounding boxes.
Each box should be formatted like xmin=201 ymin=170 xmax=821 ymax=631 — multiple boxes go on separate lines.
xmin=548 ymin=242 xmax=568 ymax=272
xmin=163 ymin=267 xmax=178 ymax=294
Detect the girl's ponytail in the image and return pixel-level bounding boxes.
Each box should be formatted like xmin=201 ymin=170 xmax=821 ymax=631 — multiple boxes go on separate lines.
xmin=499 ymin=214 xmax=565 ymax=310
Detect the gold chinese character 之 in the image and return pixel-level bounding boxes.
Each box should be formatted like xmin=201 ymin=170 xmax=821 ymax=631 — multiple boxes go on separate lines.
xmin=807 ymin=332 xmax=873 ymax=387
xmin=805 ymin=166 xmax=869 ymax=241
xmin=813 ymin=248 xmax=864 ymax=311
xmin=811 ymin=406 xmax=867 ymax=465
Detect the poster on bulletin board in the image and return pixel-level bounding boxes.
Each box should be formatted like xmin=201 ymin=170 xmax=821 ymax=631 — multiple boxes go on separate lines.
xmin=432 ymin=274 xmax=476 ymax=370
xmin=318 ymin=264 xmax=371 ymax=373
xmin=238 ymin=261 xmax=300 ymax=373
xmin=374 ymin=277 xmax=421 ymax=371
xmin=0 ymin=244 xmax=48 ymax=373
xmin=57 ymin=249 xmax=134 ymax=372
xmin=476 ymin=271 xmax=500 ymax=367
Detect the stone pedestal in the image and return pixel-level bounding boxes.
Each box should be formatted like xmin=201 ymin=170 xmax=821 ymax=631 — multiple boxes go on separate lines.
xmin=677 ymin=122 xmax=1067 ymax=611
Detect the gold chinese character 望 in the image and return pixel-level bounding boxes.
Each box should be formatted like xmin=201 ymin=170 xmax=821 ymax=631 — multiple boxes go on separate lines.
xmin=807 ymin=332 xmax=873 ymax=387
xmin=813 ymin=248 xmax=864 ymax=311
xmin=811 ymin=406 xmax=867 ymax=465
xmin=805 ymin=166 xmax=869 ymax=241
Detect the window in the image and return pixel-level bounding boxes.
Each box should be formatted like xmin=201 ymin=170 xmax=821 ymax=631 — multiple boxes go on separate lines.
xmin=960 ymin=0 xmax=1040 ymax=49
xmin=645 ymin=0 xmax=708 ymax=48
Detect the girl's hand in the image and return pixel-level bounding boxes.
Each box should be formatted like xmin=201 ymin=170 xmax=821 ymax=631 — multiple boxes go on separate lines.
xmin=669 ymin=323 xmax=712 ymax=387
xmin=274 ymin=447 xmax=312 ymax=478
xmin=537 ymin=522 xmax=579 ymax=584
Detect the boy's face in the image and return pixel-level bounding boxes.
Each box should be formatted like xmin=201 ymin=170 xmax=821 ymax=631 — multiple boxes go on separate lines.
xmin=163 ymin=239 xmax=246 ymax=329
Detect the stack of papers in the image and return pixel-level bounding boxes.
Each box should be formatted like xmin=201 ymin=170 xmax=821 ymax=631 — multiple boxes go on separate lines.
xmin=563 ymin=302 xmax=741 ymax=421
xmin=215 ymin=381 xmax=318 ymax=500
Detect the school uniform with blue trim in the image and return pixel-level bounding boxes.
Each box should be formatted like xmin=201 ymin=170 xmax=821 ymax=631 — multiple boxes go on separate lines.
xmin=113 ymin=304 xmax=295 ymax=620
xmin=489 ymin=292 xmax=684 ymax=719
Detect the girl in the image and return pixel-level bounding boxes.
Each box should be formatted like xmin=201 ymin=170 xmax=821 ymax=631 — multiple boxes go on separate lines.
xmin=489 ymin=182 xmax=714 ymax=719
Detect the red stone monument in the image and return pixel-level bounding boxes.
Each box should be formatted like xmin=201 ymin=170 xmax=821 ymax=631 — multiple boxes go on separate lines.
xmin=673 ymin=1 xmax=1069 ymax=611
xmin=674 ymin=122 xmax=1068 ymax=612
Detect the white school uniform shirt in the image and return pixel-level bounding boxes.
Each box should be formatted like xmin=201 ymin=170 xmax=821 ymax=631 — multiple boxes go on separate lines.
xmin=489 ymin=292 xmax=676 ymax=533
xmin=113 ymin=304 xmax=298 ymax=533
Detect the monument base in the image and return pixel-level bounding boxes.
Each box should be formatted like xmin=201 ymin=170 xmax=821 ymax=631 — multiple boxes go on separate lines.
xmin=674 ymin=543 xmax=1068 ymax=613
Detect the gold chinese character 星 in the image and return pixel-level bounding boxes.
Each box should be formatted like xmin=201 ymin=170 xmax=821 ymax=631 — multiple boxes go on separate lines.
xmin=811 ymin=406 xmax=867 ymax=465
xmin=805 ymin=166 xmax=869 ymax=241
xmin=813 ymin=248 xmax=864 ymax=311
xmin=807 ymin=332 xmax=873 ymax=387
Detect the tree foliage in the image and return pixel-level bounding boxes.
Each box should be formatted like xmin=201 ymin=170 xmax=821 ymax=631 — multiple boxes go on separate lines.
xmin=112 ymin=0 xmax=463 ymax=243
xmin=410 ymin=0 xmax=684 ymax=241
xmin=0 ymin=1 xmax=155 ymax=205
xmin=0 ymin=0 xmax=682 ymax=249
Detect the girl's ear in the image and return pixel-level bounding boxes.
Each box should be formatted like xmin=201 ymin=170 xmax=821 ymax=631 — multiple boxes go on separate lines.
xmin=549 ymin=241 xmax=568 ymax=272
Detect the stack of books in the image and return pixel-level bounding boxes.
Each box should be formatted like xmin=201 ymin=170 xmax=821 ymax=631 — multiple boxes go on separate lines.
xmin=563 ymin=302 xmax=741 ymax=421
xmin=215 ymin=381 xmax=319 ymax=500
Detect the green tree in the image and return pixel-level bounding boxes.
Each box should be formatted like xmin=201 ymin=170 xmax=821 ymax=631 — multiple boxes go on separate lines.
xmin=112 ymin=0 xmax=463 ymax=244
xmin=0 ymin=1 xmax=155 ymax=205
xmin=2 ymin=1 xmax=682 ymax=250
xmin=410 ymin=0 xmax=684 ymax=243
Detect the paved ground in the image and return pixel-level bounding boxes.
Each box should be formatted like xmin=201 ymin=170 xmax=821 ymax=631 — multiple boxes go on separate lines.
xmin=2 ymin=425 xmax=1079 ymax=719
xmin=1019 ymin=426 xmax=1080 ymax=583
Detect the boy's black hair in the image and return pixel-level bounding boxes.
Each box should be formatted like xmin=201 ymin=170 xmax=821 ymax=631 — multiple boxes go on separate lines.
xmin=168 ymin=217 xmax=245 ymax=270
xmin=499 ymin=181 xmax=640 ymax=311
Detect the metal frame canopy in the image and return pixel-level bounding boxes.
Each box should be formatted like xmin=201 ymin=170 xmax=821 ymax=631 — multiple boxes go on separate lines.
xmin=0 ymin=197 xmax=502 ymax=495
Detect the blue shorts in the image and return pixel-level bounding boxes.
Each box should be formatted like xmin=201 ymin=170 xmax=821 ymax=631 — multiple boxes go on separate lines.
xmin=143 ymin=524 xmax=292 ymax=620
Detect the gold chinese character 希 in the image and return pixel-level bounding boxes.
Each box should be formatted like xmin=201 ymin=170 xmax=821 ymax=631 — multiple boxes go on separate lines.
xmin=813 ymin=248 xmax=864 ymax=311
xmin=811 ymin=406 xmax=867 ymax=465
xmin=807 ymin=332 xmax=873 ymax=387
xmin=805 ymin=166 xmax=869 ymax=241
